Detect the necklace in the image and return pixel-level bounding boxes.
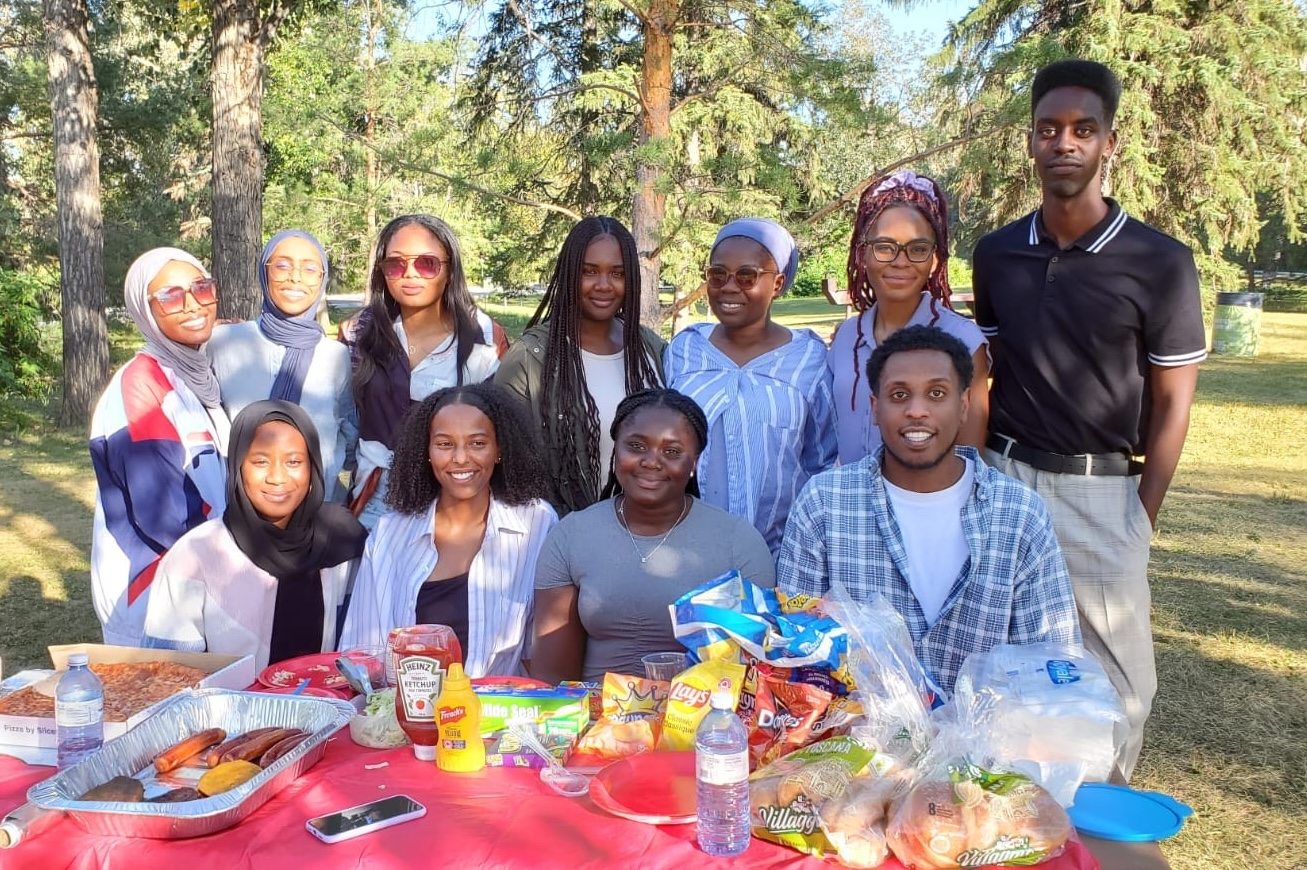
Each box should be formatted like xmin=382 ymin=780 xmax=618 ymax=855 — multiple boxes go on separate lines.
xmin=617 ymin=495 xmax=690 ymax=564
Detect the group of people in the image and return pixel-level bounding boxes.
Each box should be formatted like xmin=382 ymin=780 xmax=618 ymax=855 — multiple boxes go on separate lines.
xmin=87 ymin=59 xmax=1205 ymax=783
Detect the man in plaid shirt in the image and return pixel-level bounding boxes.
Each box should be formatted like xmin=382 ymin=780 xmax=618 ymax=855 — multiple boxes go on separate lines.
xmin=778 ymin=326 xmax=1079 ymax=694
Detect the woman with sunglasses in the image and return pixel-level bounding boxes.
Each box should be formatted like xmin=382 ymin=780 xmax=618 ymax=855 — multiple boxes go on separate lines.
xmin=89 ymin=248 xmax=229 ymax=646
xmin=494 ymin=216 xmax=664 ymax=515
xmin=344 ymin=215 xmax=500 ymax=529
xmin=663 ymin=218 xmax=836 ymax=555
xmin=831 ymin=170 xmax=989 ymax=464
xmin=207 ymin=230 xmax=357 ymax=501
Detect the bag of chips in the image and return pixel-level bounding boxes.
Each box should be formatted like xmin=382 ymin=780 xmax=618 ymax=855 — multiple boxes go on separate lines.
xmin=746 ymin=668 xmax=832 ymax=768
xmin=570 ymin=673 xmax=668 ymax=769
xmin=657 ymin=659 xmax=746 ymax=751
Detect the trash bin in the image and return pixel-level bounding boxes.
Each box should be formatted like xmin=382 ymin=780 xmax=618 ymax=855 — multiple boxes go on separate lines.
xmin=1211 ymin=291 xmax=1263 ymax=357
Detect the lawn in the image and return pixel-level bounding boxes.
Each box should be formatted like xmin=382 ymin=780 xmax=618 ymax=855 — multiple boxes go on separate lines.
xmin=0 ymin=305 xmax=1304 ymax=870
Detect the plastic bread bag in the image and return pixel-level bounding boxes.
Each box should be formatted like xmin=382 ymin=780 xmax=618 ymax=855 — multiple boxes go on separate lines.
xmin=819 ymin=583 xmax=938 ymax=767
xmin=945 ymin=643 xmax=1126 ymax=806
xmin=749 ymin=734 xmax=909 ymax=869
xmin=885 ymin=748 xmax=1072 ymax=870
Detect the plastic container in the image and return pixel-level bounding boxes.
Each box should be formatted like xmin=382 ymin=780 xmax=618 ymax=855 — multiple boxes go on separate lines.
xmin=434 ymin=663 xmax=485 ymax=773
xmin=694 ymin=690 xmax=750 ymax=856
xmin=388 ymin=625 xmax=462 ymax=761
xmin=1212 ymin=291 xmax=1263 ymax=356
xmin=55 ymin=652 xmax=103 ymax=768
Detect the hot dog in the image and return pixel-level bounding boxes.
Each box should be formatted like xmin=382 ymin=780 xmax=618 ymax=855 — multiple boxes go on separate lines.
xmin=220 ymin=728 xmax=304 ymax=764
xmin=259 ymin=732 xmax=310 ymax=768
xmin=204 ymin=728 xmax=279 ymax=767
xmin=154 ymin=728 xmax=227 ymax=773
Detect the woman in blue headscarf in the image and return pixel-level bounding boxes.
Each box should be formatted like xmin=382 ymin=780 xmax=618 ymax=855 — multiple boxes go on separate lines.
xmin=208 ymin=230 xmax=358 ymax=501
xmin=663 ymin=218 xmax=837 ymax=555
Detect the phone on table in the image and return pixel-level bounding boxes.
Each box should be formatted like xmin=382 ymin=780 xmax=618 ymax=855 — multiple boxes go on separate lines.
xmin=305 ymin=794 xmax=426 ymax=844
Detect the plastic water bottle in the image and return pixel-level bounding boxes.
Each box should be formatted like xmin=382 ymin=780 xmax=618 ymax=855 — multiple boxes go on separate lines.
xmin=695 ymin=690 xmax=751 ymax=856
xmin=55 ymin=653 xmax=103 ymax=768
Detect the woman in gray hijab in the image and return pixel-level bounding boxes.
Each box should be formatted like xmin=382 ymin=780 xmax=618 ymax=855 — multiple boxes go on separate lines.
xmin=89 ymin=247 xmax=231 ymax=646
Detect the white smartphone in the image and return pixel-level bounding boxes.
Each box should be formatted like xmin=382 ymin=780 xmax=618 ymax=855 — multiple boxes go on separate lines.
xmin=304 ymin=794 xmax=426 ymax=844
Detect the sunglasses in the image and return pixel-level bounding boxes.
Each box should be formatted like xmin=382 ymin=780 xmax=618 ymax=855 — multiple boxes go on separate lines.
xmin=266 ymin=258 xmax=323 ymax=281
xmin=864 ymin=239 xmax=936 ymax=264
xmin=380 ymin=254 xmax=447 ymax=280
xmin=704 ymin=265 xmax=778 ymax=291
xmin=151 ymin=278 xmax=218 ymax=315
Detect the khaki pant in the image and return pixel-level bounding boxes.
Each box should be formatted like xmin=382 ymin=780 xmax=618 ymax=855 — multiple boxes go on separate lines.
xmin=985 ymin=449 xmax=1155 ymax=783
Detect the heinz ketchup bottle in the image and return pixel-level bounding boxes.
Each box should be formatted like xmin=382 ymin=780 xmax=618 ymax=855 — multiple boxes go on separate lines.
xmin=388 ymin=624 xmax=462 ymax=760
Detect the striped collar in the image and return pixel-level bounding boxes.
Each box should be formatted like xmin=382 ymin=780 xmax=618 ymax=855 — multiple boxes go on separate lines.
xmin=406 ymin=496 xmax=533 ymax=546
xmin=1028 ymin=199 xmax=1128 ymax=253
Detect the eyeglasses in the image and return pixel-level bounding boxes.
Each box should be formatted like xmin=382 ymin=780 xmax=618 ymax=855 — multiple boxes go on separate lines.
xmin=704 ymin=265 xmax=778 ymax=291
xmin=864 ymin=239 xmax=936 ymax=264
xmin=266 ymin=258 xmax=323 ymax=282
xmin=380 ymin=254 xmax=447 ymax=280
xmin=151 ymin=278 xmax=218 ymax=315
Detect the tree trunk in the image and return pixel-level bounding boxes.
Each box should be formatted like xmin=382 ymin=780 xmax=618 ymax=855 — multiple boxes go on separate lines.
xmin=632 ymin=0 xmax=675 ymax=329
xmin=44 ymin=0 xmax=108 ymax=429
xmin=211 ymin=0 xmax=265 ymax=321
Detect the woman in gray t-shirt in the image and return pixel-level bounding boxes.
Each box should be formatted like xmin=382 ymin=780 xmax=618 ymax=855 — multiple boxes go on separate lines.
xmin=530 ymin=389 xmax=775 ymax=683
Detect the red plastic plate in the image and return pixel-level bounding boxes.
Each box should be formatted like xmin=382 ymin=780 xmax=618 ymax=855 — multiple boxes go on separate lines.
xmin=258 ymin=652 xmax=352 ymax=694
xmin=589 ymin=752 xmax=697 ymax=825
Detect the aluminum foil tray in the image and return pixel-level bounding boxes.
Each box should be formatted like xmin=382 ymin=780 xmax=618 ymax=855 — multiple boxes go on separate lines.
xmin=27 ymin=688 xmax=353 ymax=839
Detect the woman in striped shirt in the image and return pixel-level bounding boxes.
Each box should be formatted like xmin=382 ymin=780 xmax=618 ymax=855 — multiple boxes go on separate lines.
xmin=664 ymin=218 xmax=837 ymax=554
xmin=338 ymin=383 xmax=557 ymax=677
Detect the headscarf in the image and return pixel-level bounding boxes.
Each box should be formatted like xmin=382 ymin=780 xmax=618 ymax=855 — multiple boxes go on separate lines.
xmin=257 ymin=230 xmax=328 ymax=405
xmin=712 ymin=217 xmax=800 ymax=292
xmin=124 ymin=247 xmax=224 ymax=410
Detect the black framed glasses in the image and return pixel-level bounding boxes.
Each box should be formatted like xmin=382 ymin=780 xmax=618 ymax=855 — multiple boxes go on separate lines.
xmin=266 ymin=258 xmax=323 ymax=282
xmin=380 ymin=254 xmax=447 ymax=280
xmin=151 ymin=278 xmax=218 ymax=314
xmin=864 ymin=239 xmax=936 ymax=263
xmin=704 ymin=265 xmax=778 ymax=291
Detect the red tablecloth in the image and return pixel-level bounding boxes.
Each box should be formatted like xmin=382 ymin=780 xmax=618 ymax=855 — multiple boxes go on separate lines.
xmin=0 ymin=738 xmax=1102 ymax=870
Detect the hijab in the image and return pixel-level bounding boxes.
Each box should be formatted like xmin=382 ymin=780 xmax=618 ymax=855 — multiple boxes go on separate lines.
xmin=712 ymin=218 xmax=800 ymax=292
xmin=123 ymin=247 xmax=224 ymax=410
xmin=257 ymin=230 xmax=329 ymax=405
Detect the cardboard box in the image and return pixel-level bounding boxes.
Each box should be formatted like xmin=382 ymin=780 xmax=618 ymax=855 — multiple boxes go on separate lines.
xmin=0 ymin=644 xmax=255 ymax=756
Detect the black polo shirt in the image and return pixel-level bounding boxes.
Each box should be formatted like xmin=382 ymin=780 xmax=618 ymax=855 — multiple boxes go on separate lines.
xmin=972 ymin=199 xmax=1207 ymax=457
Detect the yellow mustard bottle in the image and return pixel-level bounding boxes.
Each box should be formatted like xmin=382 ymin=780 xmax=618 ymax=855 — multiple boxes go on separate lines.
xmin=434 ymin=662 xmax=485 ymax=772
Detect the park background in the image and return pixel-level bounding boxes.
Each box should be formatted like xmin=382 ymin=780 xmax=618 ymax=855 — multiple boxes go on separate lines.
xmin=2 ymin=0 xmax=1307 ymax=868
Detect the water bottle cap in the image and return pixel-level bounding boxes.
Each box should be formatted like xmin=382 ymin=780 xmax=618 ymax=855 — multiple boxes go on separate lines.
xmin=709 ymin=691 xmax=735 ymax=710
xmin=66 ymin=653 xmax=89 ymax=667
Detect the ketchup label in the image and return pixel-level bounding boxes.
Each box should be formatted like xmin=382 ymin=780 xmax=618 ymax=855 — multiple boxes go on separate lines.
xmin=397 ymin=656 xmax=445 ymax=722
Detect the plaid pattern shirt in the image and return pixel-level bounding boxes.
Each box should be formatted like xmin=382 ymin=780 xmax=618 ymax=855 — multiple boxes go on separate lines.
xmin=777 ymin=446 xmax=1080 ymax=694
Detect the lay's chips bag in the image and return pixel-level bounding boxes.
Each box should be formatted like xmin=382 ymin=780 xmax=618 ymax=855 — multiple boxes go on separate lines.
xmin=658 ymin=660 xmax=746 ymax=751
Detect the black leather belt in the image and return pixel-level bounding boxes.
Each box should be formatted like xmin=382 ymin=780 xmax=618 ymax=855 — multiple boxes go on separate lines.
xmin=987 ymin=434 xmax=1144 ymax=477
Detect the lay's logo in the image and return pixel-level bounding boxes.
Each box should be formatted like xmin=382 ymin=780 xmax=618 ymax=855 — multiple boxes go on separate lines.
xmin=439 ymin=705 xmax=466 ymax=725
xmin=669 ymin=683 xmax=710 ymax=708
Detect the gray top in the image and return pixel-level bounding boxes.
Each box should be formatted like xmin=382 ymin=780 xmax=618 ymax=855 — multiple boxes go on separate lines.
xmin=206 ymin=321 xmax=357 ymax=500
xmin=535 ymin=497 xmax=776 ymax=681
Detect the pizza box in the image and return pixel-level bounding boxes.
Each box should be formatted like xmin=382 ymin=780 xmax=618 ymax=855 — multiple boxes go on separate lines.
xmin=0 ymin=644 xmax=255 ymax=763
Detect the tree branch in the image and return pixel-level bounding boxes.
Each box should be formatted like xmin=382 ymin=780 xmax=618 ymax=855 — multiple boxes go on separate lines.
xmin=504 ymin=0 xmax=573 ymax=69
xmin=259 ymin=0 xmax=296 ymax=49
xmin=613 ymin=0 xmax=650 ymax=25
xmin=542 ymin=82 xmax=641 ymax=105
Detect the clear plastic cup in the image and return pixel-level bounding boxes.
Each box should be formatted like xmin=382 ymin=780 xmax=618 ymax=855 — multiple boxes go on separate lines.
xmin=343 ymin=645 xmax=388 ymax=689
xmin=642 ymin=652 xmax=687 ymax=682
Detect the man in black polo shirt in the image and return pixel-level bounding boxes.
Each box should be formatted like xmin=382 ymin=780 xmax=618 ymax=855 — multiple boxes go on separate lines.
xmin=972 ymin=59 xmax=1207 ymax=782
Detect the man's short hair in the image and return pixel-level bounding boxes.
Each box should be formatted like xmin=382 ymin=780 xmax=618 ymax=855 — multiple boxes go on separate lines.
xmin=1032 ymin=59 xmax=1121 ymax=123
xmin=866 ymin=325 xmax=974 ymax=396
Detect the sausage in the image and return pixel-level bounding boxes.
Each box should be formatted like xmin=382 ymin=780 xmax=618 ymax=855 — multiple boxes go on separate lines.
xmin=259 ymin=732 xmax=310 ymax=768
xmin=204 ymin=728 xmax=279 ymax=767
xmin=219 ymin=728 xmax=303 ymax=764
xmin=154 ymin=728 xmax=227 ymax=773
xmin=150 ymin=787 xmax=202 ymax=803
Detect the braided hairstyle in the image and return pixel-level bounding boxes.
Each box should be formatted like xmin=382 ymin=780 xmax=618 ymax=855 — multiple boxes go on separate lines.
xmin=600 ymin=389 xmax=709 ymax=500
xmin=528 ymin=216 xmax=661 ymax=513
xmin=385 ymin=382 xmax=552 ymax=515
xmin=845 ymin=171 xmax=955 ymax=409
xmin=350 ymin=214 xmax=488 ymax=403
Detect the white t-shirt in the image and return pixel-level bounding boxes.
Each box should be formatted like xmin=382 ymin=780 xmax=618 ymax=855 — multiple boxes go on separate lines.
xmin=883 ymin=457 xmax=975 ymax=625
xmin=581 ymin=347 xmax=626 ymax=490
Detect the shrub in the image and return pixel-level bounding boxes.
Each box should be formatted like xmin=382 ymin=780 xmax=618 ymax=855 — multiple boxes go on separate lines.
xmin=0 ymin=269 xmax=58 ymax=399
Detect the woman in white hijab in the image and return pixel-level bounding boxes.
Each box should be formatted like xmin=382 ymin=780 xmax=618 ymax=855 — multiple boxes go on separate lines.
xmin=89 ymin=248 xmax=231 ymax=646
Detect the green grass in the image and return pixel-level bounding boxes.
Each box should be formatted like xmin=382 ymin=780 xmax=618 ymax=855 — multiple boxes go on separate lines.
xmin=1 ymin=308 xmax=1304 ymax=870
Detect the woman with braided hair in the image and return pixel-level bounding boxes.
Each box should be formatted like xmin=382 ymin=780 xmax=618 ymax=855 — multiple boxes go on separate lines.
xmin=830 ymin=170 xmax=989 ymax=464
xmin=495 ymin=216 xmax=665 ymax=515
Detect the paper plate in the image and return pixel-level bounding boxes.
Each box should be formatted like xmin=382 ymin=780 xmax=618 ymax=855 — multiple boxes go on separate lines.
xmin=1069 ymin=783 xmax=1193 ymax=842
xmin=589 ymin=752 xmax=697 ymax=825
xmin=258 ymin=653 xmax=353 ymax=694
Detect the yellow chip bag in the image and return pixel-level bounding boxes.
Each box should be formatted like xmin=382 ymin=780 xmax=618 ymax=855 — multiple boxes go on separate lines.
xmin=658 ymin=659 xmax=747 ymax=751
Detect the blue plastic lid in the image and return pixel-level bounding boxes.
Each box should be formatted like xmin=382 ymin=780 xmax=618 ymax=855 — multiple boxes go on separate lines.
xmin=1069 ymin=783 xmax=1193 ymax=842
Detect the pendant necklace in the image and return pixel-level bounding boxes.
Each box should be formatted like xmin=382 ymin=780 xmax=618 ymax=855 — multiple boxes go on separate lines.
xmin=617 ymin=495 xmax=690 ymax=564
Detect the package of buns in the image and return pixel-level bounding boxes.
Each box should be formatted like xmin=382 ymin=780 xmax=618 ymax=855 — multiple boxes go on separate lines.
xmin=885 ymin=758 xmax=1071 ymax=869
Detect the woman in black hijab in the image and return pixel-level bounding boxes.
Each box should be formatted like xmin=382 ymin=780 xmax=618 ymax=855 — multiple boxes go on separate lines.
xmin=143 ymin=400 xmax=368 ymax=669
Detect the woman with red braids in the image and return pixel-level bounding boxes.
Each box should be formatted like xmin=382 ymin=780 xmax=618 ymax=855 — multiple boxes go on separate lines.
xmin=829 ymin=170 xmax=989 ymax=464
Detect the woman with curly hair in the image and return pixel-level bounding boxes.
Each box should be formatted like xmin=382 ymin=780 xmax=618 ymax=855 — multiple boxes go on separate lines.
xmin=339 ymin=383 xmax=556 ymax=676
xmin=343 ymin=215 xmax=500 ymax=529
xmin=530 ymin=389 xmax=774 ymax=683
xmin=495 ymin=216 xmax=664 ymax=515
xmin=830 ymin=170 xmax=989 ymax=464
